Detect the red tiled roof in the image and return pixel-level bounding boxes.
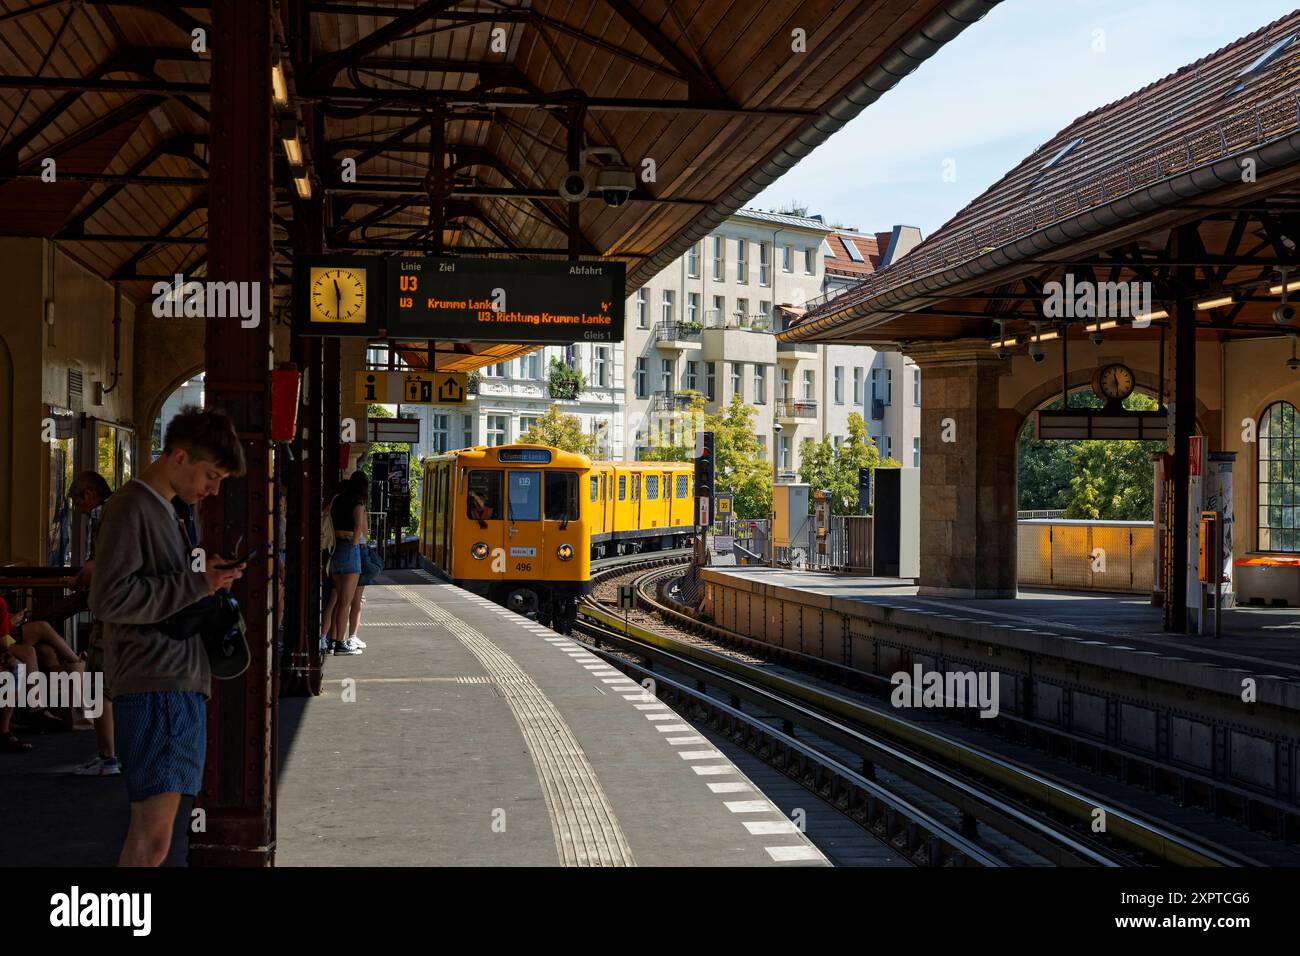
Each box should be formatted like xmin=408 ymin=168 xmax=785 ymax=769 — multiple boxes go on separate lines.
xmin=792 ymin=9 xmax=1300 ymax=333
xmin=824 ymin=231 xmax=881 ymax=276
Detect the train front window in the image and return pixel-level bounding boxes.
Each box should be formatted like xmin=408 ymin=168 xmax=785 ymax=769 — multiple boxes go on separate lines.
xmin=546 ymin=472 xmax=580 ymax=522
xmin=466 ymin=470 xmax=502 ymax=522
xmin=506 ymin=471 xmax=541 ymax=521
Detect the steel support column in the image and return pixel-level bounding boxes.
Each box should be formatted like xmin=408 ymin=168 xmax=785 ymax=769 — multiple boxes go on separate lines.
xmin=192 ymin=0 xmax=276 ymax=866
xmin=1167 ymin=229 xmax=1199 ymax=633
xmin=284 ymin=0 xmax=326 ymax=698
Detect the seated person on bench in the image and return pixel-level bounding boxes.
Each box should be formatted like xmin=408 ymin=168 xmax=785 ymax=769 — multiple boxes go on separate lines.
xmin=0 ymin=594 xmax=81 ymax=671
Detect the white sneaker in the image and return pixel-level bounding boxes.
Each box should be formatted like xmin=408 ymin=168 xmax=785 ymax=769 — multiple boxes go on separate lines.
xmin=73 ymin=755 xmax=121 ymax=776
xmin=347 ymin=634 xmax=367 ymax=649
xmin=319 ymin=635 xmax=331 ymax=654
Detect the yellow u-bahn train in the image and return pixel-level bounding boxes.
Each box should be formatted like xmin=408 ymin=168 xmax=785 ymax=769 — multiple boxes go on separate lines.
xmin=419 ymin=444 xmax=694 ymax=629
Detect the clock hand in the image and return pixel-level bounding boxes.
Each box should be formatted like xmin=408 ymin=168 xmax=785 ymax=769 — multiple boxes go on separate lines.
xmin=333 ymin=279 xmax=341 ymax=318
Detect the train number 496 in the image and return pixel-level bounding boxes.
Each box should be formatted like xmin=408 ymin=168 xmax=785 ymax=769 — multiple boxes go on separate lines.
xmin=515 ymin=562 xmax=532 ymax=572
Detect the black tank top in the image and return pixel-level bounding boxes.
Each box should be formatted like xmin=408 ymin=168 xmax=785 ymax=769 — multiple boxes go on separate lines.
xmin=331 ymin=492 xmax=360 ymax=533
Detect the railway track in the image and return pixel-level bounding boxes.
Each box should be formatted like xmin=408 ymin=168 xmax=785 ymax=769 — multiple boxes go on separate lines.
xmin=573 ymin=554 xmax=1260 ymax=868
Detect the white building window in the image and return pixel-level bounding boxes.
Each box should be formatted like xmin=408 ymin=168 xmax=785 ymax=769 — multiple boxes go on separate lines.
xmin=913 ymin=436 xmax=920 ymax=468
xmin=686 ymin=243 xmax=700 ymax=277
xmin=871 ymin=367 xmax=893 ymax=405
xmin=781 ymin=245 xmax=792 ymax=273
xmin=712 ymin=294 xmax=725 ymax=325
xmin=779 ymin=435 xmax=791 ymax=471
xmin=712 ymin=236 xmax=724 ymax=281
xmin=877 ymin=435 xmax=892 ymax=459
xmin=759 ymin=301 xmax=770 ymax=322
xmin=518 ymin=352 xmax=540 ymax=379
xmin=852 ymin=367 xmax=863 ymax=405
xmin=914 ymin=368 xmax=921 ymax=406
xmin=758 ymin=242 xmax=770 ymax=285
xmin=661 ymin=290 xmax=675 ymax=324
xmin=731 ymin=361 xmax=743 ymax=399
xmin=635 ymin=358 xmax=647 ymax=399
xmin=660 ymin=358 xmax=673 ymax=392
xmin=779 ymin=367 xmax=790 ymax=402
xmin=431 ymin=414 xmax=448 ymax=453
xmin=486 ymin=415 xmax=508 ymax=447
xmin=736 ymin=297 xmax=748 ymax=322
xmin=802 ymin=369 xmax=814 ymax=400
xmin=687 ymin=292 xmax=700 ymax=325
xmin=594 ymin=346 xmax=609 ymax=388
xmin=519 ymin=415 xmax=539 ymax=437
xmin=635 ymin=288 xmax=648 ymax=329
xmin=706 ymin=362 xmax=716 ymax=401
xmin=834 ymin=366 xmax=844 ymax=404
xmin=736 ymin=239 xmax=748 ymax=284
xmin=462 ymin=414 xmax=473 ymax=447
xmin=804 ymin=247 xmax=815 ymax=274
xmin=685 ymin=360 xmax=698 ymax=392
xmin=754 ymin=365 xmax=766 ymax=405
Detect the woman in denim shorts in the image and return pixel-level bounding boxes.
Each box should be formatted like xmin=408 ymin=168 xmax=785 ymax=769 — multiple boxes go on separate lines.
xmin=327 ymin=473 xmax=369 ymax=655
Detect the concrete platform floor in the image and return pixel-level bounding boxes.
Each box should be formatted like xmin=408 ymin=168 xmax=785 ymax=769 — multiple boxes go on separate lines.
xmin=275 ymin=573 xmax=828 ymax=866
xmin=706 ymin=567 xmax=1300 ymax=684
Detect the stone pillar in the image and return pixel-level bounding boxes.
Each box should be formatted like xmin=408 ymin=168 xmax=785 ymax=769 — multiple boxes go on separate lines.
xmin=909 ymin=340 xmax=1019 ymax=598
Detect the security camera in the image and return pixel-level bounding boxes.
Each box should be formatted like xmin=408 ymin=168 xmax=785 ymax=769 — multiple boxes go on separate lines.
xmin=1028 ymin=341 xmax=1046 ymax=363
xmin=1090 ymin=329 xmax=1105 ymax=346
xmin=594 ymin=166 xmax=636 ymax=207
xmin=1274 ymin=303 xmax=1296 ymax=325
xmin=995 ymin=345 xmax=1011 ymax=360
xmin=558 ymin=170 xmax=588 ymax=203
xmin=773 ymin=422 xmax=783 ymax=433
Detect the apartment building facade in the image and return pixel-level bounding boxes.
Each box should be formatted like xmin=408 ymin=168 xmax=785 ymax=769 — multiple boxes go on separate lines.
xmin=393 ymin=342 xmax=625 ymax=462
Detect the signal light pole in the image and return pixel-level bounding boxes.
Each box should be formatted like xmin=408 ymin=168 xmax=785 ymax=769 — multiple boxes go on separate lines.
xmin=694 ymin=431 xmax=714 ymax=569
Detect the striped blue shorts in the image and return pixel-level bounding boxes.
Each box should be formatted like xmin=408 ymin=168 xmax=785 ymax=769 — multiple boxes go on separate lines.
xmin=113 ymin=692 xmax=207 ymax=802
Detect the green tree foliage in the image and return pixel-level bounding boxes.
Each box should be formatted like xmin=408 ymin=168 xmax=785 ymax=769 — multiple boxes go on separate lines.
xmin=518 ymin=404 xmax=600 ymax=456
xmin=361 ymin=403 xmax=421 ymax=536
xmin=798 ymin=412 xmax=900 ymax=515
xmin=1018 ymin=392 xmax=1162 ymax=520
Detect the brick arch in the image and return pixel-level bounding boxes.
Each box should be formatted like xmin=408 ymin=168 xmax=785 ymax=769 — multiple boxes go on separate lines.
xmin=140 ymin=363 xmax=204 ymax=460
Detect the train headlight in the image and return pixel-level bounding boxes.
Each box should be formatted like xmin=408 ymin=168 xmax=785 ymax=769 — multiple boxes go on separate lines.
xmin=471 ymin=542 xmax=489 ymax=560
xmin=556 ymin=543 xmax=574 ymax=561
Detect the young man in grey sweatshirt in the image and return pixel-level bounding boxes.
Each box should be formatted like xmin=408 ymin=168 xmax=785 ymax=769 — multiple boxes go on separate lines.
xmin=90 ymin=407 xmax=247 ymax=867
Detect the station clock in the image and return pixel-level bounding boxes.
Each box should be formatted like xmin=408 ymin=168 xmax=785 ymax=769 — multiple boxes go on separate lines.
xmin=309 ymin=266 xmax=367 ymax=324
xmin=1091 ymin=362 xmax=1136 ymax=405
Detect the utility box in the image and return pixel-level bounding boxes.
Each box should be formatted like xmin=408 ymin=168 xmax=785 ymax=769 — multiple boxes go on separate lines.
xmin=873 ymin=468 xmax=920 ymax=579
xmin=773 ymin=484 xmax=810 ymax=549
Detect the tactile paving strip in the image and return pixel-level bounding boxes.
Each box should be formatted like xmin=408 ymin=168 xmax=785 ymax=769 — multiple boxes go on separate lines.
xmin=393 ymin=586 xmax=636 ymax=867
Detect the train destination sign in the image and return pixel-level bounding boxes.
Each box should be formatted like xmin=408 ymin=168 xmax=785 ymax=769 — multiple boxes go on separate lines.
xmin=385 ymin=257 xmax=624 ymax=343
xmin=294 ymin=255 xmax=625 ymax=343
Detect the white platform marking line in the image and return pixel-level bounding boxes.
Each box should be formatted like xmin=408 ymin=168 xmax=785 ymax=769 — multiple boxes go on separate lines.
xmin=707 ymin=782 xmax=753 ymax=793
xmin=765 ymin=846 xmax=823 ymax=862
xmin=678 ymin=750 xmax=724 ymax=760
xmin=743 ymin=820 xmax=800 ymax=835
xmin=392 ymin=585 xmax=636 ymax=868
xmin=656 ymin=724 xmax=693 ymax=733
xmin=643 ymin=713 xmax=677 ymax=721
xmin=665 ymin=735 xmax=706 ymax=745
xmin=634 ymin=703 xmax=668 ymax=711
xmin=723 ymin=800 xmax=773 ymax=813
xmin=691 ymin=765 xmax=736 ymax=776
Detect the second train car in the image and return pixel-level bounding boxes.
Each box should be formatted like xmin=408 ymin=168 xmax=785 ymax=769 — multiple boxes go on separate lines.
xmin=419 ymin=444 xmax=694 ymax=629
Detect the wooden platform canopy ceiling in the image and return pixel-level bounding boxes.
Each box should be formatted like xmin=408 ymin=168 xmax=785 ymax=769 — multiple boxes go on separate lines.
xmin=781 ymin=10 xmax=1300 ymax=352
xmin=0 ymin=0 xmax=999 ymax=334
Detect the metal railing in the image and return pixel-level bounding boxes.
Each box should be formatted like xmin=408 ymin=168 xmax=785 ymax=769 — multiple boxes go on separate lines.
xmin=776 ymin=399 xmax=818 ymax=419
xmin=654 ymin=320 xmax=702 ymax=343
xmin=651 ymin=390 xmax=697 ymax=412
xmin=703 ymin=309 xmax=774 ymax=332
xmin=806 ymin=88 xmax=1300 ymax=321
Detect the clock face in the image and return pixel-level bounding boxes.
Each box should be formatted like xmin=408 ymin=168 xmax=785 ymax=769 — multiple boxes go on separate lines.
xmin=1095 ymin=363 xmax=1135 ymax=401
xmin=309 ymin=267 xmax=366 ymax=324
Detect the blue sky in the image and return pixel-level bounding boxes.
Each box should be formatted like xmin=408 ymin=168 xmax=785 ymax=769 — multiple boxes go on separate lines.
xmin=752 ymin=0 xmax=1299 ymax=237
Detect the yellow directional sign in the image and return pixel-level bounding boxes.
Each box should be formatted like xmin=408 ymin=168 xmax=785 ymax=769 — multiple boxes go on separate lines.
xmin=716 ymin=495 xmax=732 ymax=515
xmin=354 ymin=371 xmax=469 ymax=405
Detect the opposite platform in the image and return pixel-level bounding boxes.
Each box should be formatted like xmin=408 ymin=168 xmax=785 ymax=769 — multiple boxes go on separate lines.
xmin=275 ymin=573 xmax=827 ymax=866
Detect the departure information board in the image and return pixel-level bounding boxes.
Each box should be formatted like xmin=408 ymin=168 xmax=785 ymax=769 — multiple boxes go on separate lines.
xmin=293 ymin=255 xmax=625 ymax=343
xmin=385 ymin=257 xmax=624 ymax=343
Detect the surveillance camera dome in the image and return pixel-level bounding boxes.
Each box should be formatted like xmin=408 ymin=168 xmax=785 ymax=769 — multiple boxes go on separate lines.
xmin=595 ymin=166 xmax=636 ymax=207
xmin=1028 ymin=341 xmax=1046 ymax=363
xmin=1274 ymin=303 xmax=1296 ymax=325
xmin=773 ymin=422 xmax=783 ymax=433
xmin=995 ymin=346 xmax=1011 ymax=360
xmin=558 ymin=170 xmax=588 ymax=203
xmin=1090 ymin=331 xmax=1105 ymax=346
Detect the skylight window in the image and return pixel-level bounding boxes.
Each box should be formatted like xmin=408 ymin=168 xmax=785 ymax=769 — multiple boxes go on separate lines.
xmin=842 ymin=237 xmax=865 ymax=262
xmin=1040 ymin=137 xmax=1083 ymax=171
xmin=1227 ymin=33 xmax=1296 ymax=95
xmin=821 ymin=238 xmax=835 ymax=258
